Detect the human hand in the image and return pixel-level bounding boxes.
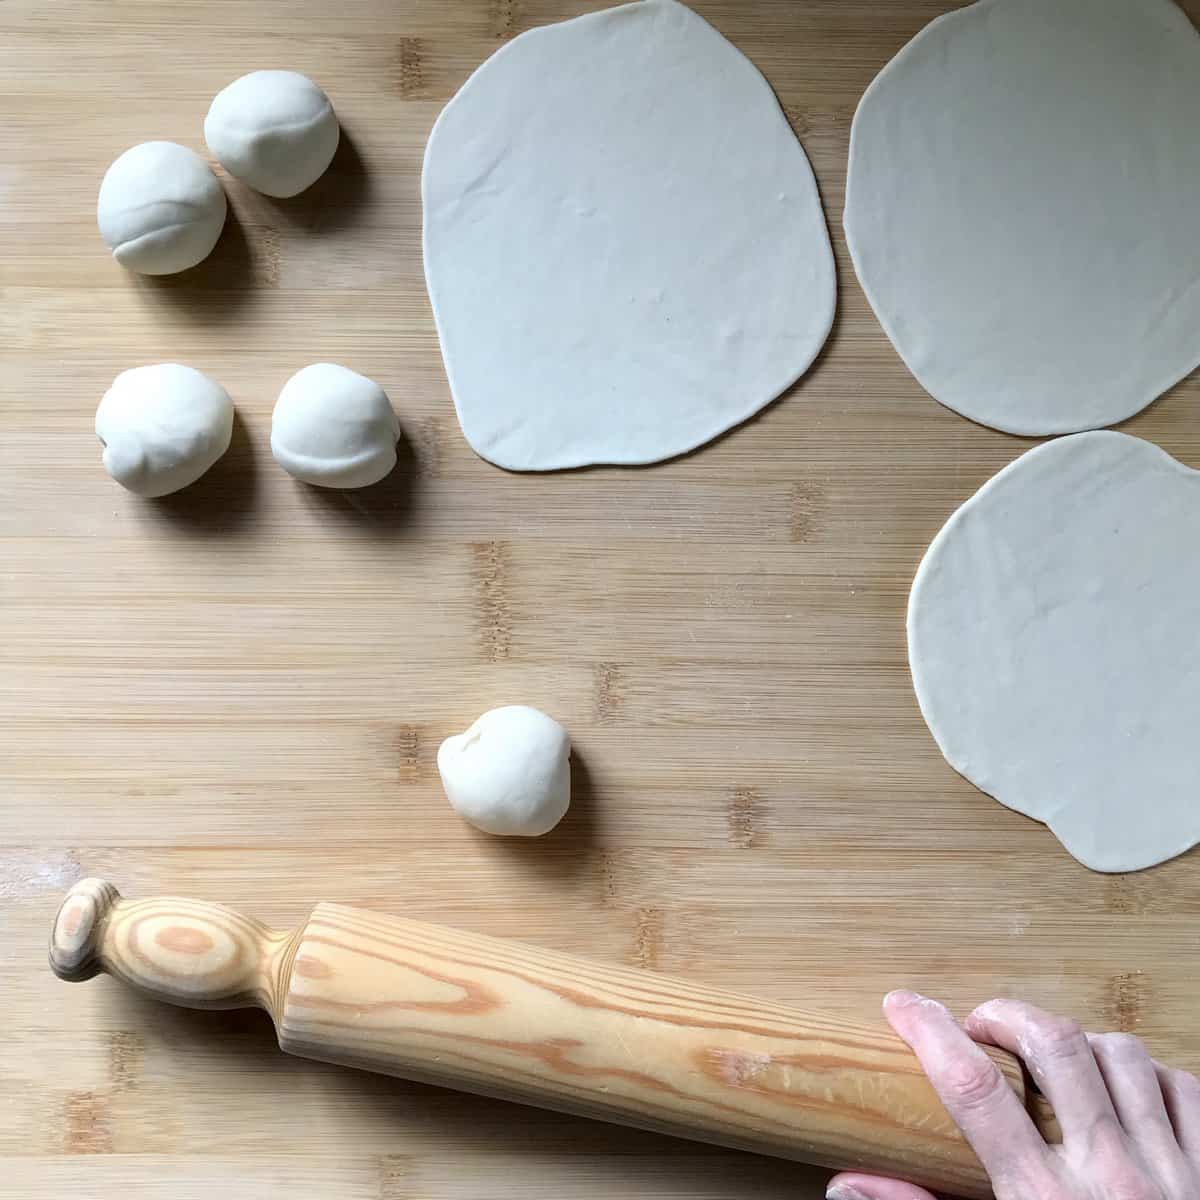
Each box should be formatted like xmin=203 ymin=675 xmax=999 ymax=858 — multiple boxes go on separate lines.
xmin=826 ymin=991 xmax=1200 ymax=1200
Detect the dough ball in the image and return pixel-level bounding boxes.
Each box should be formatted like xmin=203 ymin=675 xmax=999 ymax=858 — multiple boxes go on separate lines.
xmin=97 ymin=141 xmax=227 ymax=275
xmin=271 ymin=363 xmax=400 ymax=489
xmin=204 ymin=70 xmax=339 ymax=198
xmin=96 ymin=364 xmax=234 ymax=498
xmin=438 ymin=706 xmax=571 ymax=837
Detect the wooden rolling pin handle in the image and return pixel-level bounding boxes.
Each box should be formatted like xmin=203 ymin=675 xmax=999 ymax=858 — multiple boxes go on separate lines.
xmin=50 ymin=878 xmax=295 ymax=1011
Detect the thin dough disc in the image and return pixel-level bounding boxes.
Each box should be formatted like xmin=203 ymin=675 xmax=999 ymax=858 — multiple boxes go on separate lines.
xmin=845 ymin=0 xmax=1200 ymax=436
xmin=422 ymin=0 xmax=835 ymax=471
xmin=909 ymin=432 xmax=1200 ymax=872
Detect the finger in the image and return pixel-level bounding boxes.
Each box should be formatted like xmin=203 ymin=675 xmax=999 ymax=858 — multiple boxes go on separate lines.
xmin=1089 ymin=1033 xmax=1174 ymax=1149
xmin=825 ymin=1173 xmax=936 ymax=1200
xmin=884 ymin=990 xmax=1047 ymax=1181
xmin=966 ymin=999 xmax=1117 ymax=1144
xmin=1156 ymin=1061 xmax=1200 ymax=1160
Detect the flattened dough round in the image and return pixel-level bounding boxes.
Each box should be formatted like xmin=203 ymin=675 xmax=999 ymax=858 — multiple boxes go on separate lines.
xmin=909 ymin=432 xmax=1200 ymax=872
xmin=845 ymin=0 xmax=1200 ymax=435
xmin=422 ymin=0 xmax=835 ymax=470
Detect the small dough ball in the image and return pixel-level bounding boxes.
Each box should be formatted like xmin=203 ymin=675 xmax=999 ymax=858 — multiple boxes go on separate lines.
xmin=204 ymin=70 xmax=339 ymax=198
xmin=97 ymin=141 xmax=227 ymax=275
xmin=438 ymin=706 xmax=571 ymax=837
xmin=96 ymin=364 xmax=234 ymax=498
xmin=271 ymin=363 xmax=400 ymax=489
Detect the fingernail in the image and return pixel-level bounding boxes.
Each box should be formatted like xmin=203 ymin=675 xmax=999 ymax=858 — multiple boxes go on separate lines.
xmin=826 ymin=1185 xmax=872 ymax=1200
xmin=884 ymin=988 xmax=924 ymax=1008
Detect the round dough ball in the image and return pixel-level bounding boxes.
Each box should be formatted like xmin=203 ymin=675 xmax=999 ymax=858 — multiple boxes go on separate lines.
xmin=204 ymin=70 xmax=339 ymax=198
xmin=96 ymin=364 xmax=234 ymax=498
xmin=438 ymin=706 xmax=571 ymax=837
xmin=271 ymin=363 xmax=400 ymax=489
xmin=97 ymin=142 xmax=227 ymax=275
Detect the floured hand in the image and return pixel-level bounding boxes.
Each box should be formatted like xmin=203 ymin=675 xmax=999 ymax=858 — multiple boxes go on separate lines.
xmin=827 ymin=992 xmax=1200 ymax=1200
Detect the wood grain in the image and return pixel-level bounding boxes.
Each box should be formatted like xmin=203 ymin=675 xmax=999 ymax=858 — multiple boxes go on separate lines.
xmin=3 ymin=1 xmax=1200 ymax=1198
xmin=49 ymin=880 xmax=1056 ymax=1199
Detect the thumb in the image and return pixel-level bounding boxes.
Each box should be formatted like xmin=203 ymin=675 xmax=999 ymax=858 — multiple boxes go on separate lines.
xmin=826 ymin=1174 xmax=939 ymax=1200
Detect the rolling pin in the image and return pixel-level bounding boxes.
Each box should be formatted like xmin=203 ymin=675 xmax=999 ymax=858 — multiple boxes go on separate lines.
xmin=49 ymin=879 xmax=1057 ymax=1198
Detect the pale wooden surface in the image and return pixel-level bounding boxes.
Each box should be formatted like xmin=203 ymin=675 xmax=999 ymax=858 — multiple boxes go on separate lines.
xmin=2 ymin=1 xmax=1199 ymax=1197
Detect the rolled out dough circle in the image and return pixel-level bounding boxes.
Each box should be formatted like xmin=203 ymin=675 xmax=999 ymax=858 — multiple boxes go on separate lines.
xmin=422 ymin=0 xmax=835 ymax=471
xmin=908 ymin=431 xmax=1200 ymax=872
xmin=845 ymin=0 xmax=1200 ymax=436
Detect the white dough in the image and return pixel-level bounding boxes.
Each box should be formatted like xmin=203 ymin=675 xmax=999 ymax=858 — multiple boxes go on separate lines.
xmin=845 ymin=0 xmax=1200 ymax=435
xmin=97 ymin=142 xmax=227 ymax=275
xmin=96 ymin=364 xmax=234 ymax=498
xmin=204 ymin=71 xmax=339 ymax=199
xmin=438 ymin=707 xmax=571 ymax=837
xmin=422 ymin=0 xmax=835 ymax=471
xmin=909 ymin=431 xmax=1200 ymax=873
xmin=271 ymin=363 xmax=400 ymax=489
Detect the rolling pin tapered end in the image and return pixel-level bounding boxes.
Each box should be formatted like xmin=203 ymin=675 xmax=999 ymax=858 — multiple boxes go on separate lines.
xmin=48 ymin=880 xmax=295 ymax=1012
xmin=49 ymin=877 xmax=123 ymax=982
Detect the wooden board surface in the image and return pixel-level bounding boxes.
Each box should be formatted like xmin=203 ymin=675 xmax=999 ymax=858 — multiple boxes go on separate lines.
xmin=3 ymin=1 xmax=1199 ymax=1196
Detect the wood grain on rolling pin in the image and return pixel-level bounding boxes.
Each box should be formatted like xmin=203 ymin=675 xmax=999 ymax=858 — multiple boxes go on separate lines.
xmin=284 ymin=904 xmax=999 ymax=1172
xmin=52 ymin=882 xmax=1058 ymax=1198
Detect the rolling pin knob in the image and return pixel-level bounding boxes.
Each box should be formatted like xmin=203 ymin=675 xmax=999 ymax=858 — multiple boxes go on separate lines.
xmin=49 ymin=877 xmax=122 ymax=982
xmin=49 ymin=877 xmax=297 ymax=1013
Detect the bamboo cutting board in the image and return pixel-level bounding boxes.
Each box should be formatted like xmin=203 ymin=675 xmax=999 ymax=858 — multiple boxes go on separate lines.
xmin=3 ymin=2 xmax=1200 ymax=1197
